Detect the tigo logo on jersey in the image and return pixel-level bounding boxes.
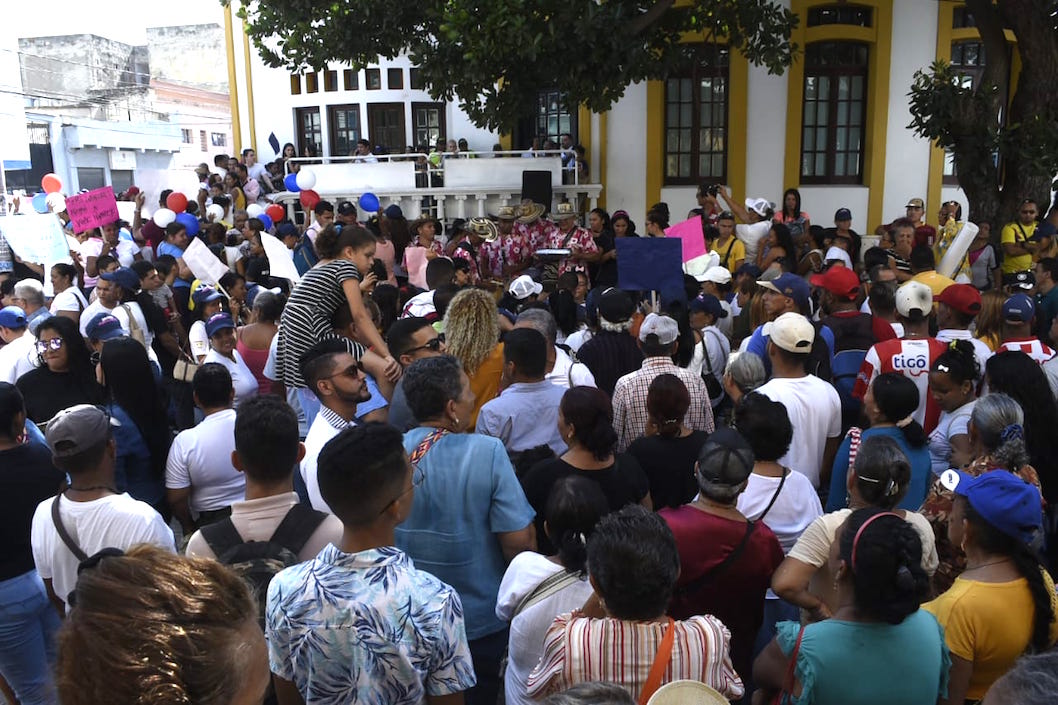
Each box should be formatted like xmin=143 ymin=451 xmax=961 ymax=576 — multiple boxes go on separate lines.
xmin=891 ymin=354 xmax=929 ymax=375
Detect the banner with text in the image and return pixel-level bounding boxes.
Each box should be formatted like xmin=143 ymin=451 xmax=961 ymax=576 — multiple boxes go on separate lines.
xmin=65 ymin=186 xmax=120 ymax=233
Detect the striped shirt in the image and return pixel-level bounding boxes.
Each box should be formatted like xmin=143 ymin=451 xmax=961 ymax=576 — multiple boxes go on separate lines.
xmin=853 ymin=337 xmax=947 ymax=434
xmin=612 ymin=357 xmax=715 ymax=452
xmin=998 ymin=337 xmax=1056 ymax=364
xmin=526 ymin=612 xmax=743 ymax=701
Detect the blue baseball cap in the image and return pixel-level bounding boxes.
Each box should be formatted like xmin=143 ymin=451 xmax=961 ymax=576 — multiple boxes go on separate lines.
xmin=204 ymin=312 xmax=235 ymax=338
xmin=757 ymin=272 xmax=810 ymax=311
xmin=940 ymin=469 xmax=1042 ymax=547
xmin=834 ymin=207 xmax=852 ymax=222
xmin=192 ymin=286 xmax=225 ymax=307
xmin=85 ymin=312 xmax=124 ymax=341
xmin=689 ymin=294 xmax=727 ymax=319
xmin=100 ymin=267 xmax=140 ymax=293
xmin=1002 ymin=293 xmax=1035 ymax=323
xmin=0 ymin=305 xmax=27 ymax=329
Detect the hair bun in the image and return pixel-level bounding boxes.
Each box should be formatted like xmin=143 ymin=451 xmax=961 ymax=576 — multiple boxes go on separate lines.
xmin=894 ymin=564 xmax=916 ymax=592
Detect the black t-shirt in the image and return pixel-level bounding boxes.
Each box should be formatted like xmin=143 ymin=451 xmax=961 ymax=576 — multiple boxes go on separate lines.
xmin=0 ymin=443 xmax=65 ymax=581
xmin=521 ymin=454 xmax=649 ymax=554
xmin=136 ymin=291 xmax=176 ymax=373
xmin=590 ymin=232 xmax=617 ymax=288
xmin=16 ymin=367 xmax=104 ymax=425
xmin=626 ymin=430 xmax=709 ymax=510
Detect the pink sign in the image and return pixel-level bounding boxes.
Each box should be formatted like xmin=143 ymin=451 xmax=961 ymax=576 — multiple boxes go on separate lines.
xmin=405 ymin=247 xmax=430 ymax=289
xmin=665 ymin=215 xmax=707 ymax=263
xmin=65 ymin=186 xmax=120 ymax=233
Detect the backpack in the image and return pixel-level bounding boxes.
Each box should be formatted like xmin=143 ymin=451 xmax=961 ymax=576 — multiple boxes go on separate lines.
xmin=832 ymin=349 xmax=868 ymax=432
xmin=292 ymin=234 xmax=318 ymax=275
xmin=200 ymin=503 xmax=327 ymax=627
xmin=806 ymin=321 xmax=833 ymax=381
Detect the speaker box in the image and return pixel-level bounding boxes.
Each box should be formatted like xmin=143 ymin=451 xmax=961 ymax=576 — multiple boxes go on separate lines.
xmin=521 ymin=170 xmax=553 ymax=211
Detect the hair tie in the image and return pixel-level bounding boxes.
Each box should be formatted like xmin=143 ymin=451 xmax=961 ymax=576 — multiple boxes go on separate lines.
xmin=948 ymin=339 xmax=959 ymax=351
xmin=1000 ymin=423 xmax=1024 ymax=443
xmin=895 ymin=414 xmax=914 ymax=429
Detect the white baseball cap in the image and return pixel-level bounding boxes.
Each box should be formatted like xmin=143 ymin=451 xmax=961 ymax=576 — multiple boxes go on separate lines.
xmin=762 ymin=312 xmax=815 ymax=353
xmin=745 ymin=198 xmax=772 ymax=217
xmin=638 ymin=313 xmax=680 ymax=345
xmin=896 ymin=280 xmax=933 ymax=320
xmin=508 ymin=274 xmax=543 ymax=300
xmin=701 ymin=266 xmax=732 ymax=285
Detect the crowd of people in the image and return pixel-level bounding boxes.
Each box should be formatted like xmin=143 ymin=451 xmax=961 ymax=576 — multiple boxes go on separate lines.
xmin=2 ymin=164 xmax=1058 ymax=705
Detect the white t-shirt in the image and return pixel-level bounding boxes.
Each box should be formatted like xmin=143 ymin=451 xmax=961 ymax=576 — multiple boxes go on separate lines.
xmin=78 ymin=238 xmax=104 ymax=287
xmin=736 ymin=221 xmax=771 ymax=264
xmin=737 ymin=470 xmax=823 ymax=554
xmin=548 ymin=347 xmax=597 ymax=389
xmin=699 ymin=325 xmax=731 ymax=407
xmin=264 ymin=331 xmax=307 ymax=437
xmin=935 ymin=329 xmax=992 ymax=386
xmin=189 ymin=320 xmax=210 ymax=360
xmin=495 ymin=552 xmax=595 ymax=705
xmin=401 ymin=290 xmax=436 ymax=319
xmin=0 ymin=332 xmax=37 ymax=384
xmin=165 ymin=408 xmax=246 ymax=513
xmin=79 ymin=300 xmax=153 ymax=350
xmin=757 ymin=375 xmax=842 ymax=488
xmin=49 ymin=287 xmax=87 ymax=315
xmin=928 ymin=401 xmax=974 ymax=476
xmin=31 ymin=493 xmax=175 ymax=609
xmin=563 ymin=329 xmax=593 ymax=353
xmin=300 ymin=411 xmax=351 ymax=514
xmin=203 ymin=348 xmax=259 ymax=408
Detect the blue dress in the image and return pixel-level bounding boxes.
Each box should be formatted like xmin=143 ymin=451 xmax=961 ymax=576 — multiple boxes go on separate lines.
xmin=826 ymin=426 xmax=932 ymax=512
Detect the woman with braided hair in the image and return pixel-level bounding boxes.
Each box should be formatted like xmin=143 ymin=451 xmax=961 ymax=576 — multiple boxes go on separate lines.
xmin=755 ymin=507 xmax=949 ymax=705
xmin=925 ymin=470 xmax=1058 ymax=705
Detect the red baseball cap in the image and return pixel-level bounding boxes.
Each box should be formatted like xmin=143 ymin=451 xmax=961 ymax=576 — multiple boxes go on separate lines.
xmin=935 ymin=283 xmax=981 ymax=316
xmin=810 ymin=265 xmax=860 ymax=300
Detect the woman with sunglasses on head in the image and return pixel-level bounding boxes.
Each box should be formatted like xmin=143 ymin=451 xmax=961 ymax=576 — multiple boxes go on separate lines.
xmin=16 ymin=316 xmax=102 ymax=425
xmin=755 ymin=507 xmax=948 ymax=705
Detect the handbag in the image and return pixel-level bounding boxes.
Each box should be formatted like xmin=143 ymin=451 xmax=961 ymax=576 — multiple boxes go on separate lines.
xmin=699 ymin=330 xmax=724 ymax=399
xmin=638 ymin=617 xmax=676 ymax=705
xmin=173 ymin=347 xmax=200 ymax=384
xmin=771 ymin=626 xmax=805 ymax=705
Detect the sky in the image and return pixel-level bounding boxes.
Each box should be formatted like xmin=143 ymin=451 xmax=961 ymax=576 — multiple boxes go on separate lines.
xmin=13 ymin=0 xmax=225 ymax=44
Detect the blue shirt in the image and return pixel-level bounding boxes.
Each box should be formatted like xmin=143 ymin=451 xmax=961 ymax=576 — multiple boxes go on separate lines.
xmin=108 ymin=403 xmax=165 ymax=510
xmin=746 ymin=322 xmax=835 ymax=376
xmin=267 ymin=544 xmax=476 ymax=704
xmin=476 ymin=380 xmax=568 ymax=455
xmin=826 ymin=426 xmax=933 ymax=512
xmin=396 ymin=429 xmax=535 ymax=639
xmin=157 ymin=242 xmax=190 ymax=288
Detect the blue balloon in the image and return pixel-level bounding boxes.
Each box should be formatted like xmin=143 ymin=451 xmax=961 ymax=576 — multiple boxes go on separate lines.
xmin=284 ymin=173 xmax=300 ymax=192
xmin=257 ymin=213 xmax=273 ymax=231
xmin=32 ymin=192 xmax=48 ymax=214
xmin=358 ymin=192 xmax=380 ymax=213
xmin=175 ymin=212 xmax=200 ymax=237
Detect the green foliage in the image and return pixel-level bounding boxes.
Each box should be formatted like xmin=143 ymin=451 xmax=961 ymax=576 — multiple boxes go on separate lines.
xmin=228 ymin=0 xmax=798 ymax=131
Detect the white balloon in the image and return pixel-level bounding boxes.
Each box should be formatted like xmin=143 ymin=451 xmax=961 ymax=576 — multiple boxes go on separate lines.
xmin=153 ymin=208 xmax=176 ymax=227
xmin=45 ymin=192 xmax=66 ymax=213
xmin=295 ymin=169 xmax=316 ymax=190
xmin=206 ymin=204 xmax=225 ymax=221
xmin=246 ymin=203 xmax=265 ymax=218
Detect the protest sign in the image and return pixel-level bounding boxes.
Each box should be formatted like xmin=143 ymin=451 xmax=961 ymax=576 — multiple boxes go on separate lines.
xmin=260 ymin=232 xmax=300 ymax=284
xmin=183 ymin=237 xmax=229 ymax=285
xmin=64 ymin=186 xmax=120 ymax=233
xmin=0 ymin=213 xmax=74 ymax=297
xmin=616 ymin=238 xmax=684 ymax=295
xmin=664 ymin=215 xmax=707 ymax=263
xmin=405 ymin=247 xmax=429 ymax=289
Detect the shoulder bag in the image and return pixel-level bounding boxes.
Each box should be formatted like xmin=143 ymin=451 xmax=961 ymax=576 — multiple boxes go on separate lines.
xmin=699 ymin=330 xmax=724 ymax=399
xmin=638 ymin=617 xmax=676 ymax=705
xmin=674 ymin=520 xmax=757 ymax=597
xmin=771 ymin=626 xmax=805 ymax=705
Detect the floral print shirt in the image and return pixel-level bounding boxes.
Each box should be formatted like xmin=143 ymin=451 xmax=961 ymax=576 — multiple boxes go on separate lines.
xmin=544 ymin=225 xmax=599 ymax=279
xmin=479 ymin=228 xmax=538 ymax=279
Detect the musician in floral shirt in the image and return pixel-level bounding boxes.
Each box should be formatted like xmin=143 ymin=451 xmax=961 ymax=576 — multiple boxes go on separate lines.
xmin=450 ymin=217 xmax=494 ymax=285
xmin=480 ymin=206 xmax=536 ymax=280
xmin=543 ymin=203 xmax=599 ymax=280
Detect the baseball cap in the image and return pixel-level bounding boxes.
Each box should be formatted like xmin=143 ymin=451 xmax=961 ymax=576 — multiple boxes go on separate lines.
xmin=336 ymin=200 xmax=357 ymax=217
xmin=192 ymin=286 xmax=225 ymax=307
xmin=1009 ymin=270 xmax=1036 ymax=291
xmin=834 ymin=207 xmax=852 ymax=221
xmin=702 ymin=266 xmax=732 ymax=285
xmin=383 ymin=204 xmax=404 ymax=219
xmin=935 ymin=283 xmax=982 ymax=316
xmin=638 ymin=313 xmax=680 ymax=345
xmin=84 ymin=312 xmax=124 ymax=342
xmin=1030 ymin=221 xmax=1056 ymax=241
xmin=735 ymin=263 xmax=762 ymax=279
xmin=508 ymin=274 xmax=543 ymax=300
xmin=45 ymin=404 xmax=119 ymax=458
xmin=205 ymin=312 xmax=236 ymax=337
xmin=0 ymin=305 xmax=27 ymax=329
xmin=100 ymin=267 xmax=140 ymax=293
xmin=1003 ymin=293 xmax=1035 ymax=322
xmin=906 ymin=197 xmax=925 ymax=209
xmin=745 ymin=198 xmax=771 ymax=217
xmin=276 ymin=221 xmax=298 ymax=239
xmin=757 ymin=272 xmax=810 ymax=310
xmin=940 ymin=469 xmax=1042 ymax=547
xmin=696 ymin=427 xmax=754 ymax=487
xmin=597 ymin=288 xmax=635 ymax=324
xmin=689 ymin=294 xmax=727 ymax=319
xmin=895 ymin=280 xmax=933 ymax=319
xmin=763 ymin=312 xmax=815 ymax=353
xmin=810 ymin=266 xmax=860 ymax=300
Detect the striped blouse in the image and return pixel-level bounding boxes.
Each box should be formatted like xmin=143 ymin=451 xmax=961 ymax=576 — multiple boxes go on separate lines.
xmin=525 ymin=612 xmax=743 ymax=701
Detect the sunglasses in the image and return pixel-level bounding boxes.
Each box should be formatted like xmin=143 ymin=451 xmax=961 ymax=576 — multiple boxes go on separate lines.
xmin=35 ymin=338 xmax=64 ymax=354
xmin=403 ymin=337 xmax=443 ymax=355
xmin=325 ymin=361 xmax=366 ymax=380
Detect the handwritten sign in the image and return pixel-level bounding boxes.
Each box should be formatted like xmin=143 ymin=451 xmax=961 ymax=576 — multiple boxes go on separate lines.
xmin=665 ymin=215 xmax=707 ymax=263
xmin=64 ymin=186 xmax=120 ymax=233
xmin=183 ymin=237 xmax=230 ymax=286
xmin=616 ymin=238 xmax=684 ymax=295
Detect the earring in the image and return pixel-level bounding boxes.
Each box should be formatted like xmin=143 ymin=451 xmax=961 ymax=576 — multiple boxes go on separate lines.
xmin=453 ymin=417 xmax=460 ymax=429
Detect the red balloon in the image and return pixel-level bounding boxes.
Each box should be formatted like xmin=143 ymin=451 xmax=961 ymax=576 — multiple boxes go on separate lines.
xmin=41 ymin=173 xmax=62 ymax=194
xmin=166 ymin=192 xmax=188 ymax=213
xmin=299 ymin=189 xmax=320 ymax=209
xmin=265 ymin=204 xmax=286 ymax=222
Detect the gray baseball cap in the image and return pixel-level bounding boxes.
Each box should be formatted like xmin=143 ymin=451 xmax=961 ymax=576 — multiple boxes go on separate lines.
xmin=45 ymin=405 xmax=118 ymax=458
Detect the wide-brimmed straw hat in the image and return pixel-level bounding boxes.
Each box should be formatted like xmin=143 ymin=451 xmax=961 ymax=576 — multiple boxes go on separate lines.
xmin=547 ymin=202 xmax=579 ymax=222
xmin=517 ymin=199 xmax=546 ymax=224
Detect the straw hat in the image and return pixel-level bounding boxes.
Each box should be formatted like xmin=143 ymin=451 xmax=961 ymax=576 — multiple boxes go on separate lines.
xmin=647 ymin=680 xmax=730 ymax=705
xmin=467 ymin=217 xmax=498 ymax=241
xmin=548 ymin=202 xmax=579 ymax=222
xmin=517 ymin=199 xmax=546 ymax=224
xmin=494 ymin=205 xmax=519 ymax=221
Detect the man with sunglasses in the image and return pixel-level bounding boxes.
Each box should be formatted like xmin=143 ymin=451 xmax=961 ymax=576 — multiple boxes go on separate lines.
xmin=299 ymin=339 xmax=373 ymax=513
xmin=384 ymin=317 xmax=447 ymax=432
xmin=1001 ymin=199 xmax=1040 ymax=285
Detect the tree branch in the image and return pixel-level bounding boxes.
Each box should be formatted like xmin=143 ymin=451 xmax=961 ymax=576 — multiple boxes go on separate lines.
xmin=628 ymin=0 xmax=677 ymax=35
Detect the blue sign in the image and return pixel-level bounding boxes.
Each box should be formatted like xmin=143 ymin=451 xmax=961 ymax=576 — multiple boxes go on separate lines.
xmin=616 ymin=237 xmax=684 ymax=295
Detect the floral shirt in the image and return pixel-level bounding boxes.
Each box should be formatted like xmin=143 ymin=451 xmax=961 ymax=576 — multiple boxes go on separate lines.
xmin=480 ymin=229 xmax=537 ymax=279
xmin=919 ymin=455 xmax=1042 ymax=595
xmin=544 ymin=225 xmax=599 ymax=278
xmin=450 ymin=238 xmax=481 ymax=284
xmin=266 ymin=544 xmax=476 ymax=704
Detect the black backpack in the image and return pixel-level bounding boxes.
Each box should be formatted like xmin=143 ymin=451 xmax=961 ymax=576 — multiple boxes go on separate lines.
xmin=200 ymin=503 xmax=327 ymax=627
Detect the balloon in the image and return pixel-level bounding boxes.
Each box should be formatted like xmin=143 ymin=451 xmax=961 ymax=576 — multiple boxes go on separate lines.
xmin=153 ymin=208 xmax=177 ymax=227
xmin=175 ymin=212 xmax=200 ymax=236
xmin=41 ymin=173 xmax=62 ymax=194
xmin=265 ymin=204 xmax=286 ymax=222
xmin=165 ymin=192 xmax=188 ymax=213
xmin=45 ymin=192 xmax=66 ymax=213
xmin=358 ymin=192 xmax=380 ymax=213
xmin=31 ymin=192 xmax=48 ymax=213
xmin=206 ymin=204 xmax=225 ymax=222
xmin=295 ymin=169 xmax=316 ymax=190
xmin=257 ymin=214 xmax=273 ymax=231
xmin=283 ymin=173 xmax=300 ymax=192
xmin=246 ymin=203 xmax=265 ymax=218
xmin=299 ymin=189 xmax=320 ymax=209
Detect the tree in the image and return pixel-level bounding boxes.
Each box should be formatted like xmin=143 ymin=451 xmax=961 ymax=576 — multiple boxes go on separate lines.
xmin=908 ymin=0 xmax=1058 ymax=227
xmin=230 ymin=0 xmax=798 ymax=132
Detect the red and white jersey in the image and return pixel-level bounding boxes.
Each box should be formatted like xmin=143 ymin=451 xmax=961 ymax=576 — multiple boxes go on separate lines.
xmin=998 ymin=337 xmax=1056 ymax=365
xmin=853 ymin=337 xmax=947 ymax=434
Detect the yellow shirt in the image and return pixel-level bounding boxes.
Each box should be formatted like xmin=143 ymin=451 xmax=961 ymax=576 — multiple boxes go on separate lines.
xmin=715 ymin=236 xmax=746 ymax=275
xmin=911 ymin=270 xmax=957 ymax=299
xmin=467 ymin=343 xmax=505 ymax=431
xmin=1000 ymin=221 xmax=1036 ymax=273
xmin=924 ymin=572 xmax=1058 ymax=699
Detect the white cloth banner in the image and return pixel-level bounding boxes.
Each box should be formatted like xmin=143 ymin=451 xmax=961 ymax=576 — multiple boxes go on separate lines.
xmin=260 ymin=232 xmax=300 ymax=284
